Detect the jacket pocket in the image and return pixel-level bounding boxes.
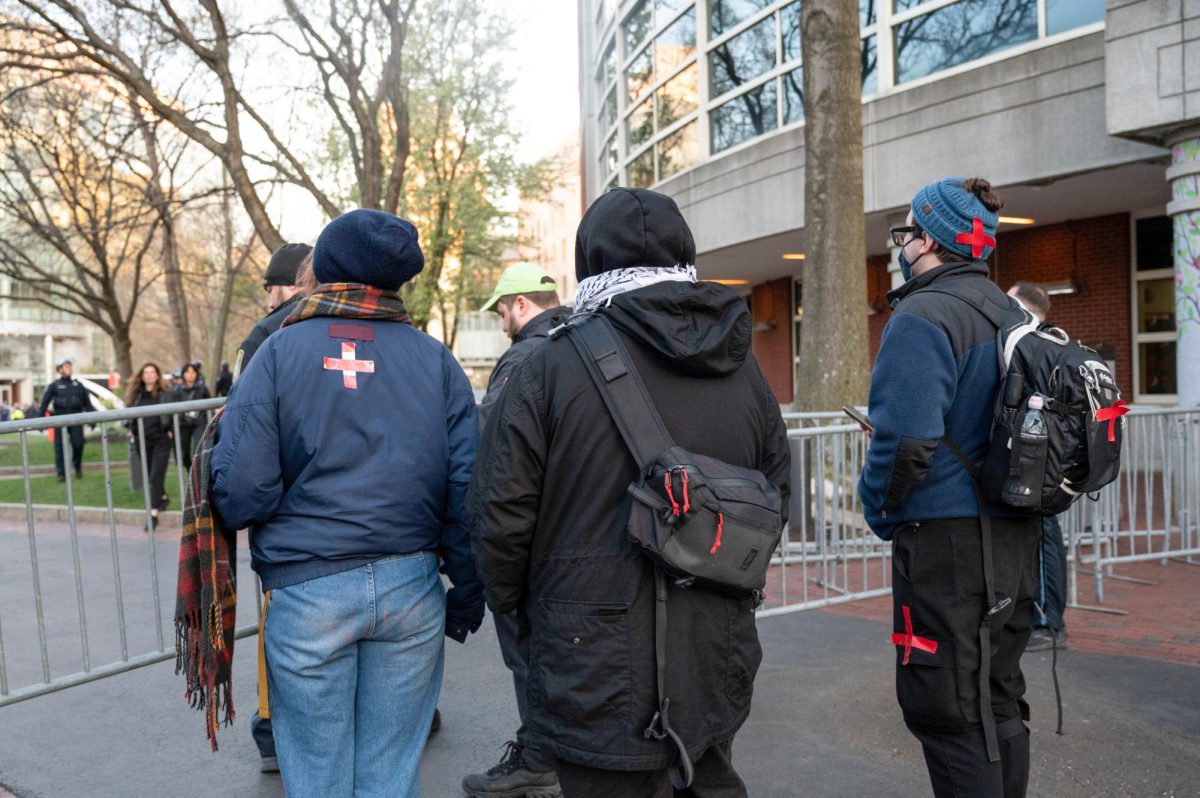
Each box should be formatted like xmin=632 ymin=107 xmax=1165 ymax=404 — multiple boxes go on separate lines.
xmin=531 ymin=598 xmax=631 ymax=730
xmin=895 ymin=637 xmax=967 ymax=732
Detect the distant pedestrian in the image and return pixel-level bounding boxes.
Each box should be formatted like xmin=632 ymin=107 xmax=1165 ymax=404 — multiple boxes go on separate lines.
xmin=1007 ymin=282 xmax=1069 ymax=653
xmin=166 ymin=362 xmax=211 ymax=472
xmin=214 ymin=362 xmax=233 ymax=398
xmin=863 ymin=177 xmax=1039 ymax=797
xmin=212 ymin=209 xmax=484 ymax=798
xmin=125 ymin=362 xmax=173 ymax=531
xmin=38 ymin=357 xmax=96 ymax=482
xmin=234 ymin=242 xmax=311 ymax=380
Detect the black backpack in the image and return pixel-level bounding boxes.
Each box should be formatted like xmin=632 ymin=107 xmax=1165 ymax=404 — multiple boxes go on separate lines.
xmin=924 ymin=282 xmax=1126 ymax=515
xmin=555 ymin=313 xmax=784 ymax=789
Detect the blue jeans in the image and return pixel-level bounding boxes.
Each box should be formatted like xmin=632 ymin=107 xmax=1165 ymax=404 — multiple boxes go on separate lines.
xmin=264 ymin=552 xmax=445 ymax=798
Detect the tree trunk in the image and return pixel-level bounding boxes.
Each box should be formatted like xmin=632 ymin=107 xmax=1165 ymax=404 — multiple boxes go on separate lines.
xmin=112 ymin=327 xmax=133 ymax=385
xmin=797 ymin=0 xmax=869 ymax=411
xmin=209 ymin=178 xmax=238 ymax=370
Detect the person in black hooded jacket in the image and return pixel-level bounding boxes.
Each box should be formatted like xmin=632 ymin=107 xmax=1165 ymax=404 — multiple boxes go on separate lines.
xmin=469 ymin=188 xmax=790 ymax=797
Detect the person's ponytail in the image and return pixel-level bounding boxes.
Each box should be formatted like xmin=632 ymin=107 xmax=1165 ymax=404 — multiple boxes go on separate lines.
xmin=962 ymin=177 xmax=1003 ymax=212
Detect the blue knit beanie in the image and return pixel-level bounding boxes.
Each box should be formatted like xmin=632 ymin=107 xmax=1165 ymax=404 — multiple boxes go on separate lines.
xmin=911 ymin=177 xmax=999 ymax=261
xmin=313 ymin=209 xmax=424 ymax=291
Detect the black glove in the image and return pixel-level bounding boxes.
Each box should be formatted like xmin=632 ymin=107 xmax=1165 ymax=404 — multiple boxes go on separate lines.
xmin=444 ymin=580 xmax=485 ymax=644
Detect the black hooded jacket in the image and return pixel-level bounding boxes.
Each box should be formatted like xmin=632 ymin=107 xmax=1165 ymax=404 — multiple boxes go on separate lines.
xmin=477 ymin=304 xmax=571 ymax=427
xmin=468 ymin=278 xmax=790 ymax=770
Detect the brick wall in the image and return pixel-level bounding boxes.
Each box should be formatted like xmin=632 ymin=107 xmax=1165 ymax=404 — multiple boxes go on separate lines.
xmin=866 ymin=254 xmax=892 ymax=358
xmin=751 ymin=277 xmax=794 ymax=404
xmin=994 ymin=214 xmax=1133 ymax=399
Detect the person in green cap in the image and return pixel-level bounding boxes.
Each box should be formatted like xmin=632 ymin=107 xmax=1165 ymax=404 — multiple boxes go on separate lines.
xmin=463 ymin=261 xmax=568 ymax=798
xmin=475 ymin=261 xmax=571 ymax=427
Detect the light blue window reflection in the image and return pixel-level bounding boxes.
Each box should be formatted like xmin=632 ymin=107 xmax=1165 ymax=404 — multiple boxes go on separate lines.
xmin=782 ymin=2 xmax=801 ymax=65
xmin=861 ymin=35 xmax=877 ymax=94
xmin=861 ymin=0 xmax=877 ymax=27
xmin=628 ymin=148 xmax=655 ymax=187
xmin=1047 ymin=0 xmax=1104 ymax=35
xmin=711 ymin=79 xmax=778 ymax=152
xmin=625 ymin=45 xmax=654 ymax=103
xmin=627 ymin=97 xmax=654 ymax=147
xmin=656 ymin=8 xmax=696 ymax=77
xmin=658 ymin=120 xmax=700 ymax=179
xmin=894 ymin=0 xmax=1037 ymax=84
xmin=656 ymin=0 xmax=691 ymax=19
xmin=783 ymin=68 xmax=803 ymax=125
xmin=709 ymin=0 xmax=773 ymax=37
xmin=709 ymin=14 xmax=776 ymax=97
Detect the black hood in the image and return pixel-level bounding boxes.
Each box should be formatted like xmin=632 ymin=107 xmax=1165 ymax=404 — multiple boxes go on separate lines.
xmin=603 ymin=281 xmax=751 ymax=377
xmin=575 ymin=188 xmax=696 ymax=281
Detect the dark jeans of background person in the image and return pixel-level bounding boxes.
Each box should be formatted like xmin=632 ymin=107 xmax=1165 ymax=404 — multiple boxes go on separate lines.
xmin=53 ymin=424 xmax=85 ymax=479
xmin=891 ymin=516 xmax=1039 ymax=798
xmin=493 ymin=609 xmax=553 ymax=771
xmin=1035 ymin=516 xmax=1067 ymax=631
xmin=136 ymin=437 xmax=172 ymax=511
xmin=252 ymin=713 xmax=276 ymax=759
xmin=176 ymin=422 xmax=201 ymax=473
xmin=554 ymin=741 xmax=746 ymax=798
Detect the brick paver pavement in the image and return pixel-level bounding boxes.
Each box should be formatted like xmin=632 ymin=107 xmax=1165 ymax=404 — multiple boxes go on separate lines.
xmin=821 ymin=557 xmax=1200 ymax=667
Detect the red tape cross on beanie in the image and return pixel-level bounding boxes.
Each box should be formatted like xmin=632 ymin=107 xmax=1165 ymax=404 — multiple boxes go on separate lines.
xmin=575 ymin=188 xmax=697 ymax=281
xmin=313 ymin=209 xmax=425 ymax=291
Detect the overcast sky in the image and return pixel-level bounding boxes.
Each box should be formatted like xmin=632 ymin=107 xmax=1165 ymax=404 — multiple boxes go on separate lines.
xmin=501 ymin=0 xmax=581 ymax=162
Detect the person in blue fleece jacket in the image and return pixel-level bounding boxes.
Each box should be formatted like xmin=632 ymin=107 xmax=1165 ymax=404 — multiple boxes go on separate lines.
xmin=212 ymin=209 xmax=484 ymax=798
xmin=860 ymin=178 xmax=1040 ymax=798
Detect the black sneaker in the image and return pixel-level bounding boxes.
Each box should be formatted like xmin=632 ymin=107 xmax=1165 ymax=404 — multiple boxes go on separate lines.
xmin=462 ymin=741 xmax=561 ymax=798
xmin=428 ymin=708 xmax=441 ymax=739
xmin=1026 ymin=627 xmax=1068 ymax=652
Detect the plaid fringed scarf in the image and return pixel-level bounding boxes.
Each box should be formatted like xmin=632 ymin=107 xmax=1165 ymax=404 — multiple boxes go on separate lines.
xmin=282 ymin=282 xmax=413 ymax=328
xmin=174 ymin=409 xmax=238 ymax=751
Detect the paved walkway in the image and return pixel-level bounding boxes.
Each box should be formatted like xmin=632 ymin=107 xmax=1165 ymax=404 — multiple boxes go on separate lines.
xmin=2 ymin=519 xmax=1198 ymax=796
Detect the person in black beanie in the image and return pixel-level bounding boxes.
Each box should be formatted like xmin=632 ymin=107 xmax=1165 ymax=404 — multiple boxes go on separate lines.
xmin=233 ymin=242 xmax=312 ymax=382
xmin=213 ymin=209 xmax=483 ymax=796
xmin=469 ymin=188 xmax=790 ymax=797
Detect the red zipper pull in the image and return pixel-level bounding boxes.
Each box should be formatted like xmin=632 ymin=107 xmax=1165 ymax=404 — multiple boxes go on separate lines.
xmin=664 ymin=471 xmax=680 ymax=517
xmin=710 ymin=512 xmax=724 ymax=555
xmin=681 ymin=468 xmax=690 ymax=514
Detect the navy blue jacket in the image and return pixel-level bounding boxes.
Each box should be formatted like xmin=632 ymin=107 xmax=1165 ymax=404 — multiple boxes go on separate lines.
xmin=859 ymin=261 xmax=1018 ymax=539
xmin=211 ymin=315 xmax=483 ymax=637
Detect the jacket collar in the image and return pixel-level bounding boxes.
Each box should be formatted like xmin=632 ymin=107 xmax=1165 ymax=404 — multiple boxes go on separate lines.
xmin=887 ymin=260 xmax=989 ymax=309
xmin=514 ymin=306 xmax=571 ymax=344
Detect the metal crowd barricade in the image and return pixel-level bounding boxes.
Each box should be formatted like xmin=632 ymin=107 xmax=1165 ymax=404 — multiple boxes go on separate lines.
xmin=759 ymin=423 xmax=890 ymax=617
xmin=1062 ymin=406 xmax=1200 ymax=611
xmin=0 ymin=397 xmax=263 ymax=708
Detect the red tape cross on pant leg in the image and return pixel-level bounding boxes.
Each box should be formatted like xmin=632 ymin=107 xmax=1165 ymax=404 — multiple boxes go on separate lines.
xmin=892 ymin=605 xmax=938 ymax=666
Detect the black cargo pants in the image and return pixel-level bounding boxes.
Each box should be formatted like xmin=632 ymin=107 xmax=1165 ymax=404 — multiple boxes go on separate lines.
xmin=891 ymin=516 xmax=1039 ymax=798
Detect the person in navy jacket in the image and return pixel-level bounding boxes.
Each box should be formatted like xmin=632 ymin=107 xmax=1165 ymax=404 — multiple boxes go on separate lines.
xmin=212 ymin=209 xmax=483 ymax=798
xmin=859 ymin=178 xmax=1039 ymax=798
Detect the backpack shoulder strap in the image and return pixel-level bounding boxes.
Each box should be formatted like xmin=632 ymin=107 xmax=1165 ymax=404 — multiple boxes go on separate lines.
xmin=565 ymin=314 xmax=675 ymax=471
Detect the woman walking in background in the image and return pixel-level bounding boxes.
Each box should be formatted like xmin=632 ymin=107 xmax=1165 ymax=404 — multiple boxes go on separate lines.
xmin=166 ymin=362 xmax=210 ymax=471
xmin=126 ymin=362 xmax=173 ymax=531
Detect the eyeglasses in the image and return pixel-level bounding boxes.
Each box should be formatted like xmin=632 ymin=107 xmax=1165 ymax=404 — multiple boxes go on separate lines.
xmin=889 ymin=225 xmax=920 ymax=248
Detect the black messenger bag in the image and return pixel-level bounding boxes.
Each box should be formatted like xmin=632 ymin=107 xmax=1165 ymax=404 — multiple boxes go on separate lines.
xmin=557 ymin=313 xmax=784 ymax=788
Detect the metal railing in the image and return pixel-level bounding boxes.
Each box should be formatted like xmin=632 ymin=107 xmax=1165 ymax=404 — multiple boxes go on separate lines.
xmin=0 ymin=397 xmax=264 ymax=707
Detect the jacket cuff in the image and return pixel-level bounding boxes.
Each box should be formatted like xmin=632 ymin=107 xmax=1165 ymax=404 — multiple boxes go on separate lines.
xmin=883 ymin=435 xmax=939 ymax=510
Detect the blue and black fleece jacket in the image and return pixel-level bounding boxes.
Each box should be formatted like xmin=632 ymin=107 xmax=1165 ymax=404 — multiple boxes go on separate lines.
xmin=858 ymin=261 xmax=1018 ymax=540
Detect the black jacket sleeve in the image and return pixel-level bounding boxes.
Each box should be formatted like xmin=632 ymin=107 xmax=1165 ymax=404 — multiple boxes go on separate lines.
xmin=467 ymin=358 xmax=546 ymax=615
xmin=37 ymin=384 xmax=53 ymax=416
xmin=757 ymin=366 xmax=792 ymax=525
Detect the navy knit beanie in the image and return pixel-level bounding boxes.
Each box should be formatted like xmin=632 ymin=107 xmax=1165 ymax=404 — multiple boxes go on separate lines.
xmin=313 ymin=209 xmax=424 ymax=291
xmin=911 ymin=177 xmax=1000 ymax=261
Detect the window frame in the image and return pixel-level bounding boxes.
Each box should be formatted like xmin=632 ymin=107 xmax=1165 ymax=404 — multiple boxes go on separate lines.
xmin=1130 ymin=209 xmax=1179 ymax=405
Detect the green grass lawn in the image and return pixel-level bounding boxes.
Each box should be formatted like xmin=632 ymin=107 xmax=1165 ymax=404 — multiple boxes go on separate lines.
xmin=0 ymin=432 xmax=126 ymax=468
xmin=0 ymin=467 xmax=170 ymax=510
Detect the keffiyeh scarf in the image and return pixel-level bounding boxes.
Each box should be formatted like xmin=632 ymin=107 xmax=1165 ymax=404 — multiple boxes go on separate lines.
xmin=573 ymin=265 xmax=698 ymax=313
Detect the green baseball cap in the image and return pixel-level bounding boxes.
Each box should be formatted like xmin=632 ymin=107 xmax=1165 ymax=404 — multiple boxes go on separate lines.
xmin=480 ymin=261 xmax=558 ymax=312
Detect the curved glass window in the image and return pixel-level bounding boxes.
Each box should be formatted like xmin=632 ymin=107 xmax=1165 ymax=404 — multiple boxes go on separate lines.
xmin=782 ymin=67 xmax=803 ymax=125
xmin=601 ymin=42 xmax=617 ymax=86
xmin=709 ymin=0 xmax=773 ymax=37
xmin=861 ymin=35 xmax=878 ymax=94
xmin=599 ymin=88 xmax=618 ymax=134
xmin=627 ymin=97 xmax=654 ymax=147
xmin=657 ymin=63 xmax=699 ymax=128
xmin=656 ymin=8 xmax=697 ymax=77
xmin=625 ymin=45 xmax=654 ymax=103
xmin=602 ymin=132 xmax=619 ymax=177
xmin=656 ymin=0 xmax=690 ymax=18
xmin=895 ymin=0 xmax=1037 ymax=84
xmin=709 ymin=14 xmax=776 ymax=97
xmin=658 ymin=120 xmax=700 ymax=179
xmin=629 ymin=148 xmax=655 ymax=187
xmin=781 ymin=2 xmax=801 ymax=64
xmin=861 ymin=0 xmax=877 ymax=27
xmin=711 ymin=79 xmax=777 ymax=152
xmin=625 ymin=0 xmax=652 ymax=53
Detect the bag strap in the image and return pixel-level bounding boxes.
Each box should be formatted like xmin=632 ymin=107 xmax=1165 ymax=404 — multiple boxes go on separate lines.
xmin=565 ymin=314 xmax=675 ymax=471
xmin=564 ymin=314 xmax=694 ymax=787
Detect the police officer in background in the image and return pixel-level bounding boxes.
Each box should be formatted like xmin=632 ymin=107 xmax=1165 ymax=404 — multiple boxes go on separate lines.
xmin=234 ymin=242 xmax=312 ymax=380
xmin=38 ymin=357 xmax=96 ymax=482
